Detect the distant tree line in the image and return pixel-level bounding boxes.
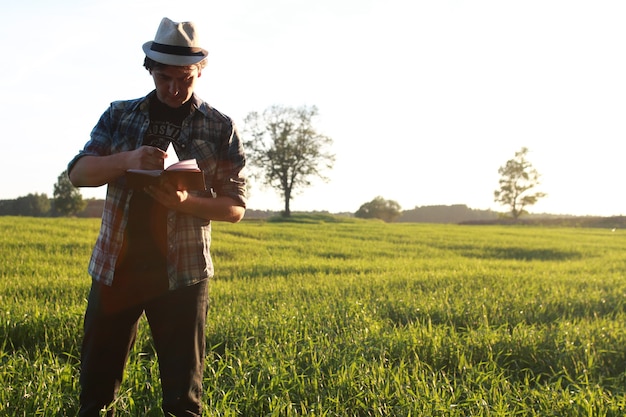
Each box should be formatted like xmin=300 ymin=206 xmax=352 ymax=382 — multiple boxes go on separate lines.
xmin=0 ymin=194 xmax=499 ymax=224
xmin=0 ymin=193 xmax=51 ymax=217
xmin=398 ymin=204 xmax=499 ymax=223
xmin=0 ymin=171 xmax=86 ymax=217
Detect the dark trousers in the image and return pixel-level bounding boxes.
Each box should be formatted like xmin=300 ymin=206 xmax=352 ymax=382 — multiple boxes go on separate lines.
xmin=78 ymin=275 xmax=208 ymax=416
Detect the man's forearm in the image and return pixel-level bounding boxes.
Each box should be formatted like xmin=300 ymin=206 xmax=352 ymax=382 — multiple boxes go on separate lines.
xmin=179 ymin=195 xmax=245 ymax=223
xmin=68 ymin=154 xmax=130 ymax=187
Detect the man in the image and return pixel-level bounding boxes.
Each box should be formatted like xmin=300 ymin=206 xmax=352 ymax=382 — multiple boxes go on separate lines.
xmin=68 ymin=17 xmax=246 ymax=416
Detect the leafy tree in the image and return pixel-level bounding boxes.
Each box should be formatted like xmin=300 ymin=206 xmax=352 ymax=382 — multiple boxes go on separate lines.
xmin=494 ymin=147 xmax=546 ymax=219
xmin=0 ymin=200 xmax=14 ymax=215
xmin=53 ymin=170 xmax=86 ymax=216
xmin=355 ymin=196 xmax=402 ymax=222
xmin=14 ymin=193 xmax=51 ymax=216
xmin=244 ymin=105 xmax=335 ymax=217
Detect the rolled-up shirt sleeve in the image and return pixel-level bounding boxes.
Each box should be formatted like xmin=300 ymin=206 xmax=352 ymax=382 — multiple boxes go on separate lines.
xmin=214 ymin=122 xmax=247 ymax=207
xmin=67 ymin=111 xmax=111 ymax=174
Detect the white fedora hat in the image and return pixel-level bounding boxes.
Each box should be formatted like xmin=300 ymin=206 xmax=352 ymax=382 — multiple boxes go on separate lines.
xmin=142 ymin=17 xmax=208 ymax=66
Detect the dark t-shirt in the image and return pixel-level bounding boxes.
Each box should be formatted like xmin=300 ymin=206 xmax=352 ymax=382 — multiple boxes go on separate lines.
xmin=114 ymin=96 xmax=192 ymax=299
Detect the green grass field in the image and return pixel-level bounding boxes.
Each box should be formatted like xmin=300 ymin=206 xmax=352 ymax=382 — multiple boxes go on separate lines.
xmin=1 ymin=215 xmax=626 ymax=416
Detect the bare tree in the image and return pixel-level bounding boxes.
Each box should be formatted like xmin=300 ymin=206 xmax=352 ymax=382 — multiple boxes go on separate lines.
xmin=494 ymin=147 xmax=547 ymax=219
xmin=244 ymin=105 xmax=335 ymax=216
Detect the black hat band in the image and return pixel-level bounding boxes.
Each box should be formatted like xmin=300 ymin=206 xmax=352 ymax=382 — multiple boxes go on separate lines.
xmin=151 ymin=42 xmax=205 ymax=57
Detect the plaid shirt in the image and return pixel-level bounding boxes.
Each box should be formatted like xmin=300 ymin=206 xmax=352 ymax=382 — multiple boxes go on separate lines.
xmin=68 ymin=91 xmax=246 ymax=289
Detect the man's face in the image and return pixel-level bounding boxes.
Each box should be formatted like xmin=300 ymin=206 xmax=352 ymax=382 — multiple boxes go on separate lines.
xmin=151 ymin=65 xmax=201 ymax=108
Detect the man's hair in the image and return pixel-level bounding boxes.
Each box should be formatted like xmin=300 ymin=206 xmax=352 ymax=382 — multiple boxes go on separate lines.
xmin=143 ymin=56 xmax=207 ymax=72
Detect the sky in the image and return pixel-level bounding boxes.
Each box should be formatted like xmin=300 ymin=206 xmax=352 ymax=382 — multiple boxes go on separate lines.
xmin=2 ymin=0 xmax=625 ymax=216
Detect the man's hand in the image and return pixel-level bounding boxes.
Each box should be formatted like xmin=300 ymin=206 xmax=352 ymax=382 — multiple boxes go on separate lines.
xmin=145 ymin=182 xmax=189 ymax=210
xmin=128 ymin=146 xmax=167 ymax=170
xmin=69 ymin=145 xmax=168 ymax=187
xmin=145 ymin=182 xmax=245 ymax=223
